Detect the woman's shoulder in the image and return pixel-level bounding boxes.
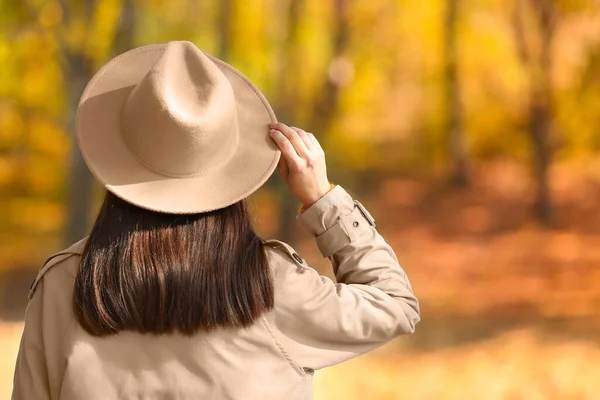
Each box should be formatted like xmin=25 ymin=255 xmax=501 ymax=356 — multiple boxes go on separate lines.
xmin=261 ymin=238 xmax=317 ymax=292
xmin=262 ymin=238 xmax=308 ymax=267
xmin=28 ymin=236 xmax=88 ymax=301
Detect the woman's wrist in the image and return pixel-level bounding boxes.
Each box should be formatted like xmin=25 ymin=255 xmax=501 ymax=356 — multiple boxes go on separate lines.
xmin=298 ymin=183 xmax=337 ymax=213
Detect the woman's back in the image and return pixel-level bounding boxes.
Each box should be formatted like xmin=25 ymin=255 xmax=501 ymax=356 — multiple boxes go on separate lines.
xmin=13 ymin=185 xmax=419 ymax=400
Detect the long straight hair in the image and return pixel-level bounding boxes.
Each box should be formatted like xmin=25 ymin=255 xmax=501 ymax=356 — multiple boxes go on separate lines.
xmin=73 ymin=190 xmax=274 ymax=337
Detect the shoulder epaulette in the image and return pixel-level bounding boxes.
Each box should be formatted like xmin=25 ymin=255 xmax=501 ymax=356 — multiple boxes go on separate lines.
xmin=28 ymin=236 xmax=88 ymax=301
xmin=262 ymin=238 xmax=306 ymax=266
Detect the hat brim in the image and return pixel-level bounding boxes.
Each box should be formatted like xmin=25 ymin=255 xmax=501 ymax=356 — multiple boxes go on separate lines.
xmin=76 ymin=43 xmax=280 ymax=214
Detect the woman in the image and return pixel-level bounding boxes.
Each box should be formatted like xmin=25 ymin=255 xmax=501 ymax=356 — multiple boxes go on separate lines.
xmin=12 ymin=40 xmax=419 ymax=400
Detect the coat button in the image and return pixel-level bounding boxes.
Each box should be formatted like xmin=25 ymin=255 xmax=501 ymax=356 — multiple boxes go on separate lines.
xmin=353 ymin=221 xmax=359 ymax=227
xmin=292 ymin=253 xmax=303 ymax=263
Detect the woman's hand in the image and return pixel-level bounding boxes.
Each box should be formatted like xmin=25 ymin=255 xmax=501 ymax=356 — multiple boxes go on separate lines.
xmin=269 ymin=122 xmax=331 ymax=209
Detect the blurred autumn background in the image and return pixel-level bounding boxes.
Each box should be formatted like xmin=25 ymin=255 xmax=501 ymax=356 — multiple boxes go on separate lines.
xmin=1 ymin=0 xmax=600 ymax=398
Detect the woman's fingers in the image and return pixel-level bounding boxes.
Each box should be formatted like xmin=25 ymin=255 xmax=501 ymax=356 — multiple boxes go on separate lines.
xmin=270 ymin=122 xmax=311 ymax=159
xmin=290 ymin=126 xmax=315 ymax=152
xmin=268 ymin=121 xmax=325 ymax=175
xmin=268 ymin=121 xmax=330 ymax=205
xmin=270 ymin=128 xmax=301 ymax=168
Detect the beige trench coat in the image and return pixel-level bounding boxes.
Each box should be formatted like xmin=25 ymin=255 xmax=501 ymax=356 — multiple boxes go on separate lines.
xmin=12 ymin=184 xmax=420 ymax=400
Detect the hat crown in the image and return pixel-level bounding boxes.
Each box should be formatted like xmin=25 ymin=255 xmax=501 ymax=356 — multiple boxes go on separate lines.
xmin=120 ymin=41 xmax=239 ymax=177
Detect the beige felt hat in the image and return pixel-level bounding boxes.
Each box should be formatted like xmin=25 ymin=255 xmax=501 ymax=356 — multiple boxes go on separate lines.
xmin=75 ymin=40 xmax=280 ymax=214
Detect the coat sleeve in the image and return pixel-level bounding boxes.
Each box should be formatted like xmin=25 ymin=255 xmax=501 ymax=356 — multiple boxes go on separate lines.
xmin=12 ymin=259 xmax=76 ymax=400
xmin=265 ymin=184 xmax=420 ymax=371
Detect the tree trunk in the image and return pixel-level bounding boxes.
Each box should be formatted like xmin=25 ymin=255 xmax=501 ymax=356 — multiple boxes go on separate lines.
xmin=443 ymin=0 xmax=469 ymax=186
xmin=310 ymin=0 xmax=350 ymax=137
xmin=533 ymin=0 xmax=554 ymax=225
xmin=64 ymin=52 xmax=94 ymax=246
xmin=218 ymin=0 xmax=233 ymax=61
xmin=114 ymin=0 xmax=135 ymax=55
xmin=59 ymin=0 xmax=95 ymax=246
xmin=529 ymin=84 xmax=552 ymax=223
xmin=511 ymin=0 xmax=555 ymax=225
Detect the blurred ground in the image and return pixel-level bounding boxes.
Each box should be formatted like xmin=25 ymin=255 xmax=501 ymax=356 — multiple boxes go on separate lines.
xmin=2 ymin=159 xmax=599 ymax=398
xmin=313 ymin=328 xmax=600 ymax=399
xmin=376 ymin=159 xmax=600 ymax=325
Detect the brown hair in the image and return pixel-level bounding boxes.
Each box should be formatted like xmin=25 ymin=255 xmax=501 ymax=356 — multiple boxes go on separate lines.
xmin=73 ymin=190 xmax=274 ymax=337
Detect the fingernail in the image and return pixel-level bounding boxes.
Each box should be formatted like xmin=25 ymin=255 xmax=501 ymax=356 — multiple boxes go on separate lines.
xmin=269 ymin=122 xmax=277 ymax=127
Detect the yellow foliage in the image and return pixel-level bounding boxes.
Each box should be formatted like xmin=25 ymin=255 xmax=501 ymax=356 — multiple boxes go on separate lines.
xmin=62 ymin=14 xmax=88 ymax=53
xmin=39 ymin=1 xmax=64 ymax=29
xmin=0 ymin=110 xmax=24 ymax=145
xmin=0 ymin=157 xmax=14 ymax=185
xmin=24 ymin=156 xmax=67 ymax=195
xmin=8 ymin=197 xmax=64 ymax=233
xmin=28 ymin=117 xmax=70 ymax=157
